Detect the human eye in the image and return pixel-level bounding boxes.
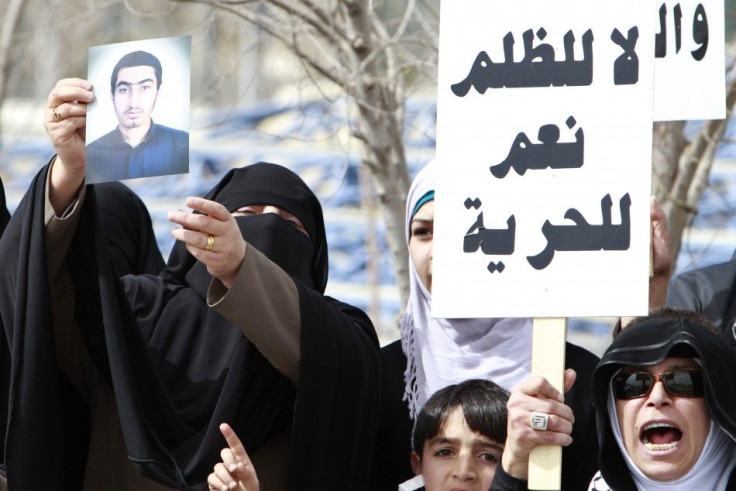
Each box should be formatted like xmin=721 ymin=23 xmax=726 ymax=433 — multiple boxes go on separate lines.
xmin=116 ymin=86 xmax=128 ymax=95
xmin=411 ymin=223 xmax=433 ymax=239
xmin=231 ymin=206 xmax=259 ymax=217
xmin=288 ymin=218 xmax=308 ymax=235
xmin=278 ymin=211 xmax=308 ymax=235
xmin=433 ymin=448 xmax=454 ymax=457
xmin=479 ymin=452 xmax=499 ymax=463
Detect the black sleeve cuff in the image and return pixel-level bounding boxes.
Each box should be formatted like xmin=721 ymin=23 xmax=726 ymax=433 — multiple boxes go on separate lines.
xmin=489 ymin=464 xmax=528 ymax=491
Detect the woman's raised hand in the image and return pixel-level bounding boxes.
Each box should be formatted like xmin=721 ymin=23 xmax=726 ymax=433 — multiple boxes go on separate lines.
xmin=168 ymin=197 xmax=247 ymax=289
xmin=44 ymin=78 xmax=94 ymax=214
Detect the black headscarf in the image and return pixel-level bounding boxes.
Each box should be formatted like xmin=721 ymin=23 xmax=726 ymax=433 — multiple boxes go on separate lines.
xmin=0 ymin=161 xmax=380 ymax=489
xmin=593 ymin=312 xmax=736 ymax=491
xmin=161 ymin=163 xmax=327 ymax=298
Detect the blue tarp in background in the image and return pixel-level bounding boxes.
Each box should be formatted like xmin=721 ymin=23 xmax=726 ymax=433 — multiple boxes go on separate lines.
xmin=3 ymin=98 xmax=736 ymax=353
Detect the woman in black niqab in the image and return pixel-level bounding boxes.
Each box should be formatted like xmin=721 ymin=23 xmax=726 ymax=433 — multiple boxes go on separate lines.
xmin=0 ymin=161 xmax=380 ymax=490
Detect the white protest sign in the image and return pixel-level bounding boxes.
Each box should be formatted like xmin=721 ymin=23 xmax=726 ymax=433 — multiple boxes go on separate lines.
xmin=433 ymin=0 xmax=655 ymax=319
xmin=653 ymin=0 xmax=725 ymax=121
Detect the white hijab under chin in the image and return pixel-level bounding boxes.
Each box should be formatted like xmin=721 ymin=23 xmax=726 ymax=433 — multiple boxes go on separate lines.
xmin=400 ymin=160 xmax=532 ymax=419
xmin=607 ymin=382 xmax=736 ymax=490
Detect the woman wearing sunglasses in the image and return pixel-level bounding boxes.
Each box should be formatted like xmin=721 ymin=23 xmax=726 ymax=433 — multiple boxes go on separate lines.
xmin=589 ymin=307 xmax=736 ymax=490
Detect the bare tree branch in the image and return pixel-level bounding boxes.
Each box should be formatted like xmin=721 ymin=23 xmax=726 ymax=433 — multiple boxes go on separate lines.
xmin=661 ymin=66 xmax=736 ymax=260
xmin=0 ymin=0 xmax=26 ymax=109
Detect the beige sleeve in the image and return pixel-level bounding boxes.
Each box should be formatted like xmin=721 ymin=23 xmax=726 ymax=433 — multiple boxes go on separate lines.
xmin=45 ymin=170 xmax=95 ymax=401
xmin=45 ymin=164 xmax=86 ymax=278
xmin=208 ymin=245 xmax=302 ymax=385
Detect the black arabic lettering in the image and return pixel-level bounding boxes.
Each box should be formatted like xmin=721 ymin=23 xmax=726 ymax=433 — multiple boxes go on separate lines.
xmin=656 ymin=4 xmax=668 ymax=58
xmin=691 ymin=4 xmax=708 ymax=61
xmin=655 ymin=3 xmax=708 ymax=61
xmin=558 ymin=29 xmax=594 ymax=87
xmin=462 ymin=200 xmax=516 ymax=275
xmin=522 ymin=28 xmax=556 ymax=87
xmin=611 ymin=27 xmax=639 ymax=85
xmin=463 ymin=212 xmax=516 ymax=256
xmin=527 ymin=193 xmax=631 ymax=270
xmin=450 ymin=28 xmax=594 ymax=96
xmin=490 ymin=116 xmax=584 ymax=178
xmin=674 ymin=4 xmax=683 ymax=53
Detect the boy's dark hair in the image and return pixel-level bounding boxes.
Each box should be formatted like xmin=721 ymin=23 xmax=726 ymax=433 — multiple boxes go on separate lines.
xmin=110 ymin=50 xmax=163 ymax=95
xmin=412 ymin=379 xmax=509 ymax=457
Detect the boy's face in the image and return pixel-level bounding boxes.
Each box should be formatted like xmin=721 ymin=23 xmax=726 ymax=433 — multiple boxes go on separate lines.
xmin=411 ymin=407 xmax=503 ymax=491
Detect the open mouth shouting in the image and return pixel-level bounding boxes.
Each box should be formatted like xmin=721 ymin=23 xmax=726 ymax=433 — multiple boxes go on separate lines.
xmin=640 ymin=422 xmax=682 ymax=453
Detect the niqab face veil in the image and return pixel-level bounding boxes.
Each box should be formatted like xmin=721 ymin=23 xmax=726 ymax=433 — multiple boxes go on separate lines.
xmin=165 ymin=162 xmax=327 ymax=294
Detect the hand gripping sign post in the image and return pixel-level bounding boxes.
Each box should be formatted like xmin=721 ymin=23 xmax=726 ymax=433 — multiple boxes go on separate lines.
xmin=434 ymin=1 xmax=657 ymax=488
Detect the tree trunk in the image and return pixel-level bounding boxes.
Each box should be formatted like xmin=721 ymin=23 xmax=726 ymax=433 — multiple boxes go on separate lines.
xmin=0 ymin=0 xmax=26 ymax=140
xmin=341 ymin=0 xmax=412 ymax=309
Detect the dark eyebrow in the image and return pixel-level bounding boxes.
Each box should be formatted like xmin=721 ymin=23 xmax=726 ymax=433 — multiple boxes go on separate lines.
xmin=429 ymin=436 xmax=457 ymax=446
xmin=474 ymin=439 xmax=504 ymax=452
xmin=115 ymin=78 xmax=155 ymax=89
xmin=411 ymin=217 xmax=433 ymax=225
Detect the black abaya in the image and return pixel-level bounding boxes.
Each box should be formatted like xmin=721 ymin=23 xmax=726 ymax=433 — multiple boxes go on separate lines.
xmin=0 ymin=162 xmax=381 ymax=489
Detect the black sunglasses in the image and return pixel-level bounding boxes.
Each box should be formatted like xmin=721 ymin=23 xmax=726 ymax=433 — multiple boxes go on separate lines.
xmin=612 ymin=370 xmax=704 ymax=400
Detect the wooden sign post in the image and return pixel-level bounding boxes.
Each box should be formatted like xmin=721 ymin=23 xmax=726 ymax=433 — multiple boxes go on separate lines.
xmin=528 ymin=317 xmax=567 ymax=490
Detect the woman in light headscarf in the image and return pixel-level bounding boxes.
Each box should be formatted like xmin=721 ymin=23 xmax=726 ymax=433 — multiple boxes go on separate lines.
xmin=370 ymin=160 xmax=600 ymax=490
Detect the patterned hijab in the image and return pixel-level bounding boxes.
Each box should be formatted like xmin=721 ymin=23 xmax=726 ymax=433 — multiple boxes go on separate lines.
xmin=399 ymin=160 xmax=533 ymax=418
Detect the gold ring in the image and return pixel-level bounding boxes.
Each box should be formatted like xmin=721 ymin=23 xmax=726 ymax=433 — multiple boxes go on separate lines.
xmin=52 ymin=106 xmax=62 ymax=122
xmin=205 ymin=234 xmax=215 ymax=251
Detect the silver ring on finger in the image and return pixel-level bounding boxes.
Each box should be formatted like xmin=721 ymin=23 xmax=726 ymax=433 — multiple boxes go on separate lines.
xmin=530 ymin=411 xmax=549 ymax=431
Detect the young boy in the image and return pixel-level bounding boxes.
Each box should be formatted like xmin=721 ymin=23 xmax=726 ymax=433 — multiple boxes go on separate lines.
xmin=401 ymin=379 xmax=509 ymax=491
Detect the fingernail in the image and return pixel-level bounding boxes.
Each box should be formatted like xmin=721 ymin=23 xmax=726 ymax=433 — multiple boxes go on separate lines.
xmin=229 ymin=482 xmax=237 ymax=489
xmin=229 ymin=463 xmax=237 ymax=472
